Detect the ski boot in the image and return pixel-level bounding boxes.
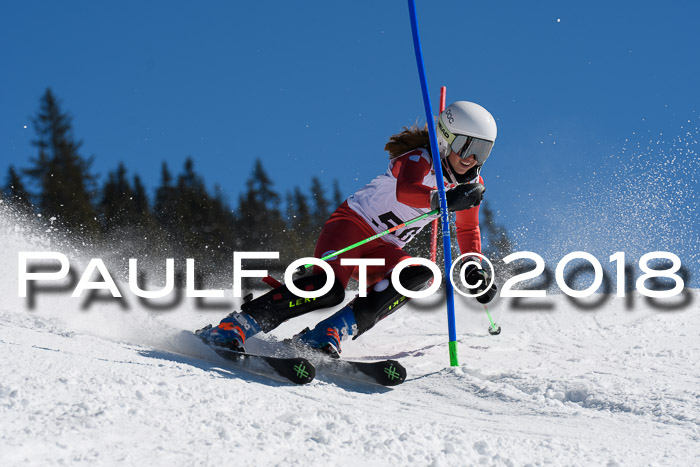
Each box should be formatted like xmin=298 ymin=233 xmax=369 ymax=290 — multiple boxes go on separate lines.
xmin=294 ymin=305 xmax=358 ymax=358
xmin=293 ymin=265 xmax=434 ymax=357
xmin=195 ymin=312 xmax=262 ymax=352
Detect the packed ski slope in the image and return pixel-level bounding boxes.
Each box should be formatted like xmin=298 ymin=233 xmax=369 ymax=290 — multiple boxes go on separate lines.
xmin=2 ymin=288 xmax=699 ymax=466
xmin=1 ymin=220 xmax=699 ymax=467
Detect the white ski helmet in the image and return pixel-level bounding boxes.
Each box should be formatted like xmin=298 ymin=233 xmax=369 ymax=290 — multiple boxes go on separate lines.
xmin=437 ymin=101 xmax=497 ymax=165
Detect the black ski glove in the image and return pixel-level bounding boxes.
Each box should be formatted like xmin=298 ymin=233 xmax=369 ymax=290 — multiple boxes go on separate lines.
xmin=431 ymin=183 xmax=485 ymax=212
xmin=462 ymin=261 xmax=498 ymax=304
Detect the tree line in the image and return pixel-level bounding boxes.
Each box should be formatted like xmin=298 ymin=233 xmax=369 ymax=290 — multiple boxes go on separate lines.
xmin=2 ymin=88 xmax=513 ymax=288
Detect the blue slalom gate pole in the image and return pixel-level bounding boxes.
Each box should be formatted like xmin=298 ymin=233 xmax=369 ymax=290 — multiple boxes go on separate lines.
xmin=407 ymin=0 xmax=460 ymax=366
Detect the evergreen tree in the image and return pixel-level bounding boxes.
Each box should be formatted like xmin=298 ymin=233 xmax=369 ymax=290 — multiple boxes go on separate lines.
xmin=98 ymin=163 xmax=155 ymax=237
xmin=24 ymin=88 xmax=98 ymax=236
xmin=210 ymin=184 xmax=237 ymax=249
xmin=154 ymin=161 xmax=178 ymax=229
xmin=175 ymin=157 xmax=211 ymax=251
xmin=284 ymin=186 xmax=314 ymax=259
xmin=99 ymin=162 xmax=135 ymax=232
xmin=132 ymin=174 xmax=152 ymax=227
xmin=309 ymin=176 xmax=330 ymax=231
xmin=285 ymin=190 xmax=295 ymax=226
xmin=166 ymin=159 xmax=238 ymax=269
xmin=4 ymin=165 xmax=33 ymax=214
xmin=332 ymin=179 xmax=344 ymax=208
xmin=291 ymin=187 xmax=312 ymax=235
xmin=237 ymin=158 xmax=284 ymax=250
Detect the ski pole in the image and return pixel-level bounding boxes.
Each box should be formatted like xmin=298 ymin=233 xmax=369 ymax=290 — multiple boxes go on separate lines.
xmin=484 ymin=304 xmax=501 ymax=335
xmin=295 ymin=208 xmax=439 ymax=273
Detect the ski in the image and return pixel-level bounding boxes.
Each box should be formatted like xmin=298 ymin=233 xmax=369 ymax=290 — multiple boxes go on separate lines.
xmin=280 ymin=340 xmax=407 ymax=386
xmin=319 ymin=357 xmax=406 ymax=386
xmin=206 ymin=344 xmax=315 ymax=385
xmin=306 ymin=352 xmax=406 ymax=387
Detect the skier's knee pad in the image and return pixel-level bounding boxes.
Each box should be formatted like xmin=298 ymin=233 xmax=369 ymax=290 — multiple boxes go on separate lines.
xmin=352 ymin=265 xmax=434 ymax=337
xmin=242 ymin=273 xmax=345 ymax=333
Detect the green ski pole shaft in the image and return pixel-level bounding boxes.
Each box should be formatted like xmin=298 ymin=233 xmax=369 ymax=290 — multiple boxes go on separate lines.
xmin=483 ymin=304 xmax=502 ymax=335
xmin=484 ymin=305 xmax=498 ymax=330
xmin=295 ymin=208 xmax=439 ymax=274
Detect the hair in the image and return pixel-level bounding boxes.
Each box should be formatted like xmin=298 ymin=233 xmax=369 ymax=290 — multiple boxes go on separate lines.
xmin=384 ymin=122 xmax=431 ymax=159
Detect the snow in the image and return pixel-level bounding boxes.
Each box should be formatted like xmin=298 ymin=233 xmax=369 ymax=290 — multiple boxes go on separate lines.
xmin=1 ymin=212 xmax=699 ymax=466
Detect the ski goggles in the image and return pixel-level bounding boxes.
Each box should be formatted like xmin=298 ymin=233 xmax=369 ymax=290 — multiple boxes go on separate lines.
xmin=451 ymin=134 xmax=493 ymax=164
xmin=438 ymin=120 xmax=494 ymax=164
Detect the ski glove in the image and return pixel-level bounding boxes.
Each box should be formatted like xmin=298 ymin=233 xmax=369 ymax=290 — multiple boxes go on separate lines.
xmin=430 ymin=182 xmax=485 ymax=212
xmin=462 ymin=261 xmax=498 ymax=304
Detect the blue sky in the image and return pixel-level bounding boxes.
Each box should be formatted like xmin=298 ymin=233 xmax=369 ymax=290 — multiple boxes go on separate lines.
xmin=2 ymin=1 xmax=698 ymax=284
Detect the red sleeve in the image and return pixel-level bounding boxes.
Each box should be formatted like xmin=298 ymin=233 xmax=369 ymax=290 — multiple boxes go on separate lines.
xmin=455 ymin=175 xmax=484 ymax=255
xmin=392 ymin=151 xmax=433 ymax=208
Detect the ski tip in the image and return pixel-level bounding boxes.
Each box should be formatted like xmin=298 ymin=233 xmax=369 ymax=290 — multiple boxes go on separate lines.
xmin=288 ymin=358 xmax=316 ymax=384
xmin=378 ymin=360 xmax=406 ymax=386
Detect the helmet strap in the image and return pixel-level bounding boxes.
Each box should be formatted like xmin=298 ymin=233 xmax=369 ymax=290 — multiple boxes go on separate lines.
xmin=441 ymin=158 xmax=458 ymax=185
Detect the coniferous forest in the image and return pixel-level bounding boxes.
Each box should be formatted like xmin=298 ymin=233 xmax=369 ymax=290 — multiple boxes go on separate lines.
xmin=2 ymin=89 xmax=513 ymax=289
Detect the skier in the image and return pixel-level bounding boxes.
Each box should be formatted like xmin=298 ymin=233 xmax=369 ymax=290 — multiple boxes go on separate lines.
xmin=197 ymin=101 xmax=499 ymax=357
